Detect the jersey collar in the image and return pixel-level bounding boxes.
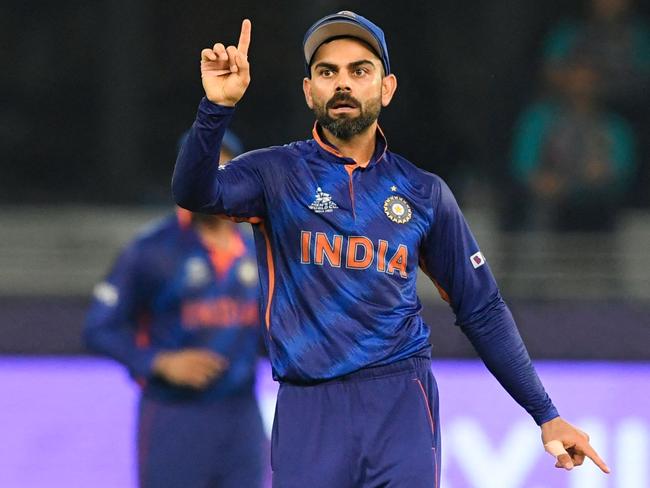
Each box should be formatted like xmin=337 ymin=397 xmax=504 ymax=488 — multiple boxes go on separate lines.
xmin=177 ymin=208 xmax=246 ymax=277
xmin=203 ymin=227 xmax=245 ymax=278
xmin=311 ymin=121 xmax=388 ymax=168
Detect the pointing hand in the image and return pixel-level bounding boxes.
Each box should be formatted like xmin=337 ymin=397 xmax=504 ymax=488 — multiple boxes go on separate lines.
xmin=200 ymin=19 xmax=252 ymax=106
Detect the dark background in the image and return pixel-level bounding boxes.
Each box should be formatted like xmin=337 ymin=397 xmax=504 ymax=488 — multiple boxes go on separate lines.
xmin=6 ymin=0 xmax=648 ymax=205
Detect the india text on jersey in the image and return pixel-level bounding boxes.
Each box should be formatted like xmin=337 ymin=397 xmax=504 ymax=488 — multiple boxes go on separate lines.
xmin=300 ymin=231 xmax=408 ymax=278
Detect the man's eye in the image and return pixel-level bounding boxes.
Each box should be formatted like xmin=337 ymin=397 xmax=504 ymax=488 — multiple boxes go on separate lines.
xmin=354 ymin=68 xmax=367 ymax=76
xmin=321 ymin=69 xmax=333 ymax=77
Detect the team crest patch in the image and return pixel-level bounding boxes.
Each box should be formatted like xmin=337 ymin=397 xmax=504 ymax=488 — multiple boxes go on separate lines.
xmin=309 ymin=187 xmax=338 ymax=213
xmin=383 ymin=196 xmax=412 ymax=224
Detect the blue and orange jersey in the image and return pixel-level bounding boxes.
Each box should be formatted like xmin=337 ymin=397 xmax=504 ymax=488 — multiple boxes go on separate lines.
xmin=173 ymin=99 xmax=559 ymax=425
xmin=84 ymin=211 xmax=261 ymax=402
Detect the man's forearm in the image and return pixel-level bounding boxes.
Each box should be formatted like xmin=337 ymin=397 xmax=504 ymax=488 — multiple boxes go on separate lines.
xmin=460 ymin=297 xmax=559 ymax=425
xmin=172 ymin=98 xmax=235 ymax=210
xmin=84 ymin=324 xmax=160 ymax=379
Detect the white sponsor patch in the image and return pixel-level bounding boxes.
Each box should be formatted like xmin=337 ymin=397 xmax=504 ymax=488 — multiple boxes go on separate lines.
xmin=237 ymin=258 xmax=258 ymax=286
xmin=470 ymin=251 xmax=486 ymax=269
xmin=93 ymin=282 xmax=119 ymax=306
xmin=185 ymin=257 xmax=211 ymax=287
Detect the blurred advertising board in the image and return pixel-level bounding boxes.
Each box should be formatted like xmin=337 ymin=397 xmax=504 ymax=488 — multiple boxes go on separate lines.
xmin=1 ymin=359 xmax=647 ymax=487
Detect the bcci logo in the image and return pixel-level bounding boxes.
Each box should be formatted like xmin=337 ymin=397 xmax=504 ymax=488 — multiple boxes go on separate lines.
xmin=383 ymin=196 xmax=412 ymax=224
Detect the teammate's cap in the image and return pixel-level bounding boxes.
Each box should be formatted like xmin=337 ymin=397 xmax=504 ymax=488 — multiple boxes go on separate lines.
xmin=221 ymin=129 xmax=244 ymax=157
xmin=303 ymin=11 xmax=390 ymax=77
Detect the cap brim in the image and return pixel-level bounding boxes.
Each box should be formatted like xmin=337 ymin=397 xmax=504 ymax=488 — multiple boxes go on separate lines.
xmin=304 ymin=20 xmax=382 ymax=69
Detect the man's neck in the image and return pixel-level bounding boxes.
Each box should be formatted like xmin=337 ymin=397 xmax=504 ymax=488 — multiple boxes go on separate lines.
xmin=322 ymin=122 xmax=378 ymax=167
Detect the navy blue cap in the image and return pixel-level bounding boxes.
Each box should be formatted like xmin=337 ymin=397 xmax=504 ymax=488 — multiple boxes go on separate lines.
xmin=303 ymin=11 xmax=390 ymax=77
xmin=176 ymin=128 xmax=244 ymax=158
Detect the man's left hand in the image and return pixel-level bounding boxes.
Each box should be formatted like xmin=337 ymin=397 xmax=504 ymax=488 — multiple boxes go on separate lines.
xmin=541 ymin=417 xmax=610 ymax=473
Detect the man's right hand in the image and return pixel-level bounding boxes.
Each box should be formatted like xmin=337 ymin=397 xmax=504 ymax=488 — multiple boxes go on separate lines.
xmin=200 ymin=19 xmax=251 ymax=107
xmin=152 ymin=349 xmax=229 ymax=389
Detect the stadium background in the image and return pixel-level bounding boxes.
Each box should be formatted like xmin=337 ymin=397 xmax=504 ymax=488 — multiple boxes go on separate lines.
xmin=2 ymin=0 xmax=649 ymax=486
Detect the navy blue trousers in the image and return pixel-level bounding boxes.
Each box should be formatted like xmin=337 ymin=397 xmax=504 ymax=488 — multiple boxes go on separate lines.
xmin=137 ymin=392 xmax=265 ymax=488
xmin=271 ymin=357 xmax=441 ymax=487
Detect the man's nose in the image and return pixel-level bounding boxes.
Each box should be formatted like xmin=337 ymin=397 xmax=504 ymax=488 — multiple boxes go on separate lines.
xmin=334 ymin=73 xmax=352 ymax=92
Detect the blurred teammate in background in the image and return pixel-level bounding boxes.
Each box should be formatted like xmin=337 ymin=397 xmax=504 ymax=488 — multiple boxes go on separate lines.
xmin=173 ymin=12 xmax=609 ymax=487
xmin=85 ymin=130 xmax=265 ymax=488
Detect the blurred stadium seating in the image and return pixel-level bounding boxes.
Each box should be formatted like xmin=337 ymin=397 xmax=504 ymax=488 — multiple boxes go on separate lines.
xmin=3 ymin=205 xmax=649 ymax=299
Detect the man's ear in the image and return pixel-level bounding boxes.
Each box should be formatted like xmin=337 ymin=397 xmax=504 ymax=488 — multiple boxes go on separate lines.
xmin=381 ymin=74 xmax=397 ymax=107
xmin=303 ymin=77 xmax=314 ymax=109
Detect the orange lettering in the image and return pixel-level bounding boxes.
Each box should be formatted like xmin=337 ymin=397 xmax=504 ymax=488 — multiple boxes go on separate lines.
xmin=300 ymin=231 xmax=408 ymax=279
xmin=347 ymin=236 xmax=373 ymax=269
xmin=377 ymin=239 xmax=388 ymax=272
xmin=301 ymin=231 xmax=311 ymax=264
xmin=386 ymin=245 xmax=408 ymax=278
xmin=314 ymin=232 xmax=343 ymax=267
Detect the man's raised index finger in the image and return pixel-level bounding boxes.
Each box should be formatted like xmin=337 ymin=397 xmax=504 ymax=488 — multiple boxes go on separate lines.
xmin=238 ymin=19 xmax=251 ymax=56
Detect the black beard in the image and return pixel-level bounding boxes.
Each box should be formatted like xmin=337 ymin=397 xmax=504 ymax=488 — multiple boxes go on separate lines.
xmin=313 ymin=92 xmax=381 ymax=141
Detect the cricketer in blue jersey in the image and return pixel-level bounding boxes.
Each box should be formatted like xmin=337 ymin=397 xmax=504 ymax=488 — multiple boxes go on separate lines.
xmin=172 ymin=12 xmax=610 ymax=487
xmin=85 ymin=134 xmax=266 ymax=488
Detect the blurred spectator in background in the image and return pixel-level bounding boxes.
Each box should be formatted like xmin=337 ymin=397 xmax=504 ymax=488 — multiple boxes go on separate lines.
xmin=511 ymin=57 xmax=636 ymax=232
xmin=84 ymin=131 xmax=266 ymax=488
xmin=508 ymin=52 xmax=637 ymax=297
xmin=542 ymin=0 xmax=650 ymax=206
xmin=543 ymin=0 xmax=650 ymax=114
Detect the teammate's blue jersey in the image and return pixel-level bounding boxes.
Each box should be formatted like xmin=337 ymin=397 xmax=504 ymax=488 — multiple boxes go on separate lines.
xmin=84 ymin=212 xmax=261 ymax=402
xmin=173 ymin=98 xmax=559 ymax=425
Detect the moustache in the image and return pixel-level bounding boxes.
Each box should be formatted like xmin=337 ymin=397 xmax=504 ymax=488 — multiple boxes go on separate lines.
xmin=326 ymin=93 xmax=362 ymax=110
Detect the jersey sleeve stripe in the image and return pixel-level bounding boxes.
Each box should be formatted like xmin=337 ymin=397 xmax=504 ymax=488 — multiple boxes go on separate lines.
xmin=260 ymin=222 xmax=275 ymax=330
